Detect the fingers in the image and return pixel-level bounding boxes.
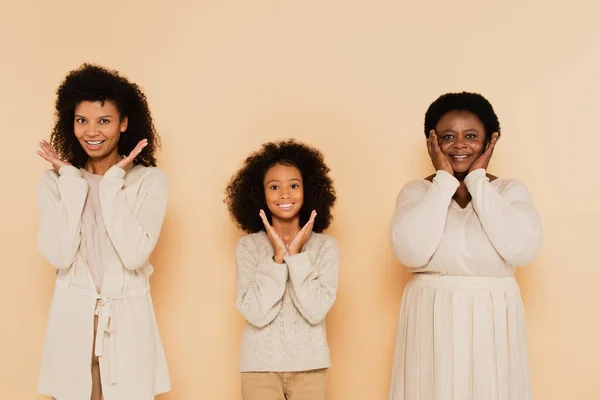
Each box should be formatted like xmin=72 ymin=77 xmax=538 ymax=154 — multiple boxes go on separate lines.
xmin=37 ymin=150 xmax=54 ymax=162
xmin=47 ymin=141 xmax=59 ymax=158
xmin=307 ymin=210 xmax=317 ymax=227
xmin=39 ymin=141 xmax=53 ymax=157
xmin=38 ymin=141 xmax=59 ymax=164
xmin=116 ymin=139 xmax=149 ymax=169
xmin=259 ymin=209 xmax=270 ymax=225
xmin=431 ymin=133 xmax=443 ymax=154
xmin=126 ymin=139 xmax=148 ymax=162
xmin=133 ymin=139 xmax=148 ymax=154
xmin=41 ymin=140 xmax=59 ymax=159
xmin=484 ymin=132 xmax=499 ymax=155
xmin=299 ymin=210 xmax=317 ymax=234
xmin=426 ymin=131 xmax=435 ymax=155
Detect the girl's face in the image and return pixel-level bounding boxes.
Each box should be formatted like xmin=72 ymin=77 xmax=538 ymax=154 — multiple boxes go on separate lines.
xmin=73 ymin=100 xmax=128 ymax=161
xmin=434 ymin=110 xmax=487 ymax=174
xmin=263 ymin=163 xmax=304 ymax=223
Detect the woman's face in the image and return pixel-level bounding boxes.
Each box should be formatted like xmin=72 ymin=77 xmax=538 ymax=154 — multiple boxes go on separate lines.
xmin=434 ymin=110 xmax=487 ymax=174
xmin=73 ymin=100 xmax=128 ymax=160
xmin=263 ymin=163 xmax=304 ymax=223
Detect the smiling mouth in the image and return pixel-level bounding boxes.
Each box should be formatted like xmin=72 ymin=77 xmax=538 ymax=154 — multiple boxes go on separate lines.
xmin=450 ymin=155 xmax=472 ymax=160
xmin=84 ymin=140 xmax=106 ymax=150
xmin=277 ymin=203 xmax=294 ymax=211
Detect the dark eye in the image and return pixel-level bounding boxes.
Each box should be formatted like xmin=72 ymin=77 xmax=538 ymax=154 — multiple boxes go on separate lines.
xmin=75 ymin=117 xmax=86 ymax=124
xmin=291 ymin=183 xmax=300 ymax=189
xmin=466 ymin=133 xmax=477 ymax=139
xmin=99 ymin=119 xmax=110 ymax=124
xmin=269 ymin=185 xmax=279 ymax=190
xmin=441 ymin=135 xmax=453 ymax=140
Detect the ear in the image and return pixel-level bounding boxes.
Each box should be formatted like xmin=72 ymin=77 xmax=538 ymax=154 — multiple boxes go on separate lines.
xmin=120 ymin=116 xmax=129 ymax=133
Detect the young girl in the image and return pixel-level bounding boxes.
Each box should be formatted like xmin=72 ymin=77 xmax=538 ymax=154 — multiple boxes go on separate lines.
xmin=36 ymin=64 xmax=171 ymax=400
xmin=225 ymin=140 xmax=338 ymax=400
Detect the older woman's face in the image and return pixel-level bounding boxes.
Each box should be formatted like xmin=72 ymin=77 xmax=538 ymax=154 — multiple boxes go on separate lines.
xmin=73 ymin=100 xmax=128 ymax=160
xmin=434 ymin=110 xmax=487 ymax=174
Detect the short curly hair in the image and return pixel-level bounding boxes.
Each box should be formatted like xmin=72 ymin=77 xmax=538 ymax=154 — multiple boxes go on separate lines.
xmin=424 ymin=92 xmax=500 ymax=141
xmin=50 ymin=63 xmax=160 ymax=168
xmin=225 ymin=140 xmax=336 ymax=234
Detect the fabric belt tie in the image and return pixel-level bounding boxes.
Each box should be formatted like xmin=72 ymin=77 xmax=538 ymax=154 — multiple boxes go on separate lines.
xmin=55 ymin=280 xmax=150 ymax=385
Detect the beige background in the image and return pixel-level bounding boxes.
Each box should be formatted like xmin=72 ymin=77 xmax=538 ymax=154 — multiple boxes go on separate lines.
xmin=1 ymin=0 xmax=599 ymax=399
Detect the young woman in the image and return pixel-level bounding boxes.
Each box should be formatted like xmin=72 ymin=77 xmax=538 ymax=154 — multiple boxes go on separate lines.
xmin=36 ymin=64 xmax=170 ymax=400
xmin=389 ymin=92 xmax=542 ymax=400
xmin=225 ymin=140 xmax=338 ymax=400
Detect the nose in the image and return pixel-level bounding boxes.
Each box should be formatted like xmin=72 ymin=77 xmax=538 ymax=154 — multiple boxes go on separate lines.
xmin=280 ymin=188 xmax=291 ymax=199
xmin=86 ymin=123 xmax=102 ymax=137
xmin=452 ymin=136 xmax=468 ymax=149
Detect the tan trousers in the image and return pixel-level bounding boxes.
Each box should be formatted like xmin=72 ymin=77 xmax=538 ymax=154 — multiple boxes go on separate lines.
xmin=91 ymin=315 xmax=102 ymax=400
xmin=241 ymin=369 xmax=327 ymax=400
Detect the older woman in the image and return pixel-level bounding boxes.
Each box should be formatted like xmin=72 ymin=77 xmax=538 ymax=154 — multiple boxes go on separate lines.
xmin=389 ymin=92 xmax=542 ymax=400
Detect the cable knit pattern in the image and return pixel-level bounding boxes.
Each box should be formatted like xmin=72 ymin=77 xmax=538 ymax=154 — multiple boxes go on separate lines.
xmin=236 ymin=231 xmax=338 ymax=372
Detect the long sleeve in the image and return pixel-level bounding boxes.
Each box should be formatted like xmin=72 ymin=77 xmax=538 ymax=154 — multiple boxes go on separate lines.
xmin=285 ymin=237 xmax=338 ymax=325
xmin=465 ymin=169 xmax=542 ymax=266
xmin=99 ymin=166 xmax=169 ymax=270
xmin=36 ymin=166 xmax=88 ymax=270
xmin=235 ymin=237 xmax=288 ymax=328
xmin=389 ymin=171 xmax=459 ymax=268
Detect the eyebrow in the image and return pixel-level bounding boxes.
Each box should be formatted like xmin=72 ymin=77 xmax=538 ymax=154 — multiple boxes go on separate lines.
xmin=74 ymin=114 xmax=113 ymax=119
xmin=266 ymin=178 xmax=302 ymax=184
xmin=440 ymin=128 xmax=480 ymax=133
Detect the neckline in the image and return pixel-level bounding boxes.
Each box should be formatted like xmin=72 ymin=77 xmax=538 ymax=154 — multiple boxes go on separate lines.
xmin=451 ymin=199 xmax=472 ymax=211
xmin=82 ymin=169 xmax=104 ymax=179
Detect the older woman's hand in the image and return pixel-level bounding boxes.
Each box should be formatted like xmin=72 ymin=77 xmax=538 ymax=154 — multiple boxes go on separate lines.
xmin=469 ymin=132 xmax=500 ymax=173
xmin=427 ymin=130 xmax=453 ymax=175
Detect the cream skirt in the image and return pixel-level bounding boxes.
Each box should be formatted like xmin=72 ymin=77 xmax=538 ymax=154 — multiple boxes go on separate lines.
xmin=389 ymin=274 xmax=531 ymax=400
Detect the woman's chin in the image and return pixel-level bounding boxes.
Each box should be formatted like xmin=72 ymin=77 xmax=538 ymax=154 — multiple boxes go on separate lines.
xmin=450 ymin=162 xmax=474 ymax=175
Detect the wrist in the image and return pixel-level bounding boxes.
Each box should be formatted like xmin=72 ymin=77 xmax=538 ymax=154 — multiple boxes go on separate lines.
xmin=273 ymin=252 xmax=286 ymax=264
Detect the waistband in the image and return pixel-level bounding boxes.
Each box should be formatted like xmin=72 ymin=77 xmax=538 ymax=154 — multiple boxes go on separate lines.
xmin=409 ymin=273 xmax=520 ymax=292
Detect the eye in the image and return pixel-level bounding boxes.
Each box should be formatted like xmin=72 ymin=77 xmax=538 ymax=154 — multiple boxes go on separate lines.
xmin=99 ymin=119 xmax=110 ymax=124
xmin=466 ymin=133 xmax=477 ymax=139
xmin=291 ymin=183 xmax=300 ymax=189
xmin=269 ymin=185 xmax=279 ymax=190
xmin=75 ymin=117 xmax=86 ymax=124
xmin=441 ymin=134 xmax=454 ymax=140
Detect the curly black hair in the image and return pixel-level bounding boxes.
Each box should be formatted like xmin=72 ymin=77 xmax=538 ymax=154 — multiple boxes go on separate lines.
xmin=225 ymin=140 xmax=336 ymax=234
xmin=424 ymin=92 xmax=500 ymax=141
xmin=50 ymin=63 xmax=160 ymax=168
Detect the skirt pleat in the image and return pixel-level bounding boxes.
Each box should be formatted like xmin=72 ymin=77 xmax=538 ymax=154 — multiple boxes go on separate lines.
xmin=390 ymin=274 xmax=531 ymax=400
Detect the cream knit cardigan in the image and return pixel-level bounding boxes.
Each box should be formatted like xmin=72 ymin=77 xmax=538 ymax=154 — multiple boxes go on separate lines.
xmin=37 ymin=164 xmax=170 ymax=400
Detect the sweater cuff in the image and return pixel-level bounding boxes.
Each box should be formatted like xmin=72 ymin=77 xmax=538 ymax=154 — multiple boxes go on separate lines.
xmin=104 ymin=165 xmax=127 ymax=179
xmin=464 ymin=168 xmax=488 ymax=189
xmin=433 ymin=170 xmax=460 ymax=193
xmin=284 ymin=252 xmax=315 ymax=282
xmin=58 ymin=165 xmax=83 ymax=178
xmin=258 ymin=256 xmax=288 ymax=283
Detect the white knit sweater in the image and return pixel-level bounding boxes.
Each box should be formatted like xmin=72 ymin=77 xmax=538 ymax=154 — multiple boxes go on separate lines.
xmin=390 ymin=169 xmax=542 ymax=276
xmin=235 ymin=231 xmax=339 ymax=372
